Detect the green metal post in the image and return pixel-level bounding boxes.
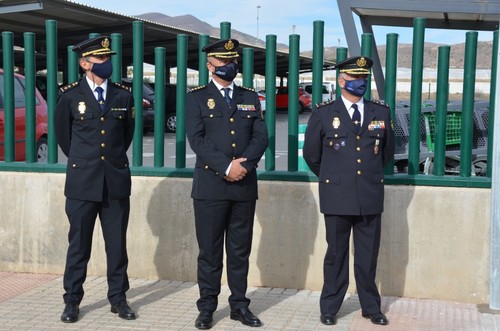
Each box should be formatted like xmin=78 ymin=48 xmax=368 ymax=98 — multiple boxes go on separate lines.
xmin=46 ymin=20 xmax=58 ymax=164
xmin=265 ymin=35 xmax=277 ymax=171
xmin=67 ymin=46 xmax=79 ymax=83
xmin=312 ymin=20 xmax=324 ymax=106
xmin=288 ymin=34 xmax=300 ymax=172
xmin=433 ymin=46 xmax=451 ymax=176
xmin=361 ymin=33 xmax=373 ymax=100
xmin=2 ymin=32 xmax=14 ymax=162
xmin=460 ymin=31 xmax=478 ymax=177
xmin=198 ymin=35 xmax=209 ymax=85
xmin=24 ymin=32 xmax=36 ymax=163
xmin=176 ymin=34 xmax=188 ymax=168
xmin=488 ymin=30 xmax=498 ymax=178
xmin=132 ymin=21 xmax=144 ymax=167
xmin=408 ymin=18 xmax=426 ymax=175
xmin=220 ymin=22 xmax=231 ymax=39
xmin=154 ymin=47 xmax=166 ymax=167
xmin=384 ymin=33 xmax=399 ymax=175
xmin=243 ymin=48 xmax=254 ymax=88
xmin=335 ymin=47 xmax=348 ymax=100
xmin=111 ymin=33 xmax=122 ymax=83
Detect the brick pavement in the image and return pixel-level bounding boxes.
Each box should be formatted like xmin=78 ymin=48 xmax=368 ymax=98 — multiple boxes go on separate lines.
xmin=0 ymin=271 xmax=499 ymax=330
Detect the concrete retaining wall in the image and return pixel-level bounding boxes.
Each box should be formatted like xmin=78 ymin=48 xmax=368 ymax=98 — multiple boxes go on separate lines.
xmin=0 ymin=172 xmax=491 ymax=304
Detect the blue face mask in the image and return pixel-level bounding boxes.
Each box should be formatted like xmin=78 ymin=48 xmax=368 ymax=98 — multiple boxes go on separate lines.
xmin=91 ymin=59 xmax=113 ymax=79
xmin=212 ymin=62 xmax=238 ymax=82
xmin=343 ymin=78 xmax=367 ymax=97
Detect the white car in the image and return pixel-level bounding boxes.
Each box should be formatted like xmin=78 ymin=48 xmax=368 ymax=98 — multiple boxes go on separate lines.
xmin=299 ymin=82 xmax=335 ymax=102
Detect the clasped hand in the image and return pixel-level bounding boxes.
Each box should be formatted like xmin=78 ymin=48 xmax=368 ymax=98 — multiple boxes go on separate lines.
xmin=224 ymin=157 xmax=248 ymax=182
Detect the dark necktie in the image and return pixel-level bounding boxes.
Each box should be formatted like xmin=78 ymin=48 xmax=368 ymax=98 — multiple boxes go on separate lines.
xmin=95 ymin=86 xmax=105 ymax=111
xmin=223 ymin=87 xmax=231 ymax=106
xmin=352 ymin=103 xmax=361 ymax=133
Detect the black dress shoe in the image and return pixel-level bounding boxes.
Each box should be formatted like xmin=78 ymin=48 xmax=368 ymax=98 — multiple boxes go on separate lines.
xmin=320 ymin=313 xmax=337 ymax=325
xmin=111 ymin=300 xmax=136 ymax=320
xmin=195 ymin=311 xmax=213 ymax=329
xmin=230 ymin=307 xmax=262 ymax=327
xmin=61 ymin=303 xmax=79 ymax=323
xmin=362 ymin=312 xmax=389 ymax=325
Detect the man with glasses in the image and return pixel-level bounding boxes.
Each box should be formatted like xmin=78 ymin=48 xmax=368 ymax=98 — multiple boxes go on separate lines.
xmin=303 ymin=56 xmax=395 ymax=326
xmin=55 ymin=36 xmax=136 ymax=323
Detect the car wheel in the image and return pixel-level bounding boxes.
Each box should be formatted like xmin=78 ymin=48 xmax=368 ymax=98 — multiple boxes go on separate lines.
xmin=298 ymin=103 xmax=305 ymax=114
xmin=165 ymin=113 xmax=176 ymax=133
xmin=36 ymin=136 xmax=48 ymax=163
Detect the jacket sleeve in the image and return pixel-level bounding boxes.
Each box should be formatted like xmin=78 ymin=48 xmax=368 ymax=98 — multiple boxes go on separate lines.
xmin=383 ymin=110 xmax=395 ymax=167
xmin=124 ymin=94 xmax=135 ymax=149
xmin=54 ymin=93 xmax=72 ymax=157
xmin=303 ymin=109 xmax=323 ymax=177
xmin=240 ymin=93 xmax=268 ymax=170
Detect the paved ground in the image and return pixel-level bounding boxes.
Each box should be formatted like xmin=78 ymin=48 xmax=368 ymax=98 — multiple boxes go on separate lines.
xmin=1 ymin=271 xmax=500 ymax=330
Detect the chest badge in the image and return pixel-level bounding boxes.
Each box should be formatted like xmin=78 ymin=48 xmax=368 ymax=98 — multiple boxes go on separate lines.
xmin=78 ymin=102 xmax=86 ymax=114
xmin=332 ymin=117 xmax=340 ymax=129
xmin=207 ymin=98 xmax=215 ymax=109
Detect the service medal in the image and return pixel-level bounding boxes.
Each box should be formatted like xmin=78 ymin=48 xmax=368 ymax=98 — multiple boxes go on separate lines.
xmin=207 ymin=98 xmax=215 ymax=109
xmin=332 ymin=117 xmax=340 ymax=129
xmin=78 ymin=102 xmax=86 ymax=114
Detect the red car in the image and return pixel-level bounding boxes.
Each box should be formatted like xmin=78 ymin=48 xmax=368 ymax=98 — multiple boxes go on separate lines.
xmin=275 ymin=86 xmax=312 ymax=114
xmin=0 ymin=71 xmax=48 ymax=162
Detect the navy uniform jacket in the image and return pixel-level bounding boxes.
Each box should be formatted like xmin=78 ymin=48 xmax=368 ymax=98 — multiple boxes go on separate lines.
xmin=186 ymin=81 xmax=268 ymax=201
xmin=303 ymin=98 xmax=395 ymax=215
xmin=55 ymin=78 xmax=135 ymax=202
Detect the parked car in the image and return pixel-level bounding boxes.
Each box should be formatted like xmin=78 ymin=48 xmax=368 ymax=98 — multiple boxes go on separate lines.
xmin=148 ymin=82 xmax=177 ymax=133
xmin=258 ymin=91 xmax=266 ymax=112
xmin=275 ymin=86 xmax=312 ymax=114
xmin=299 ymin=82 xmax=335 ymax=102
xmin=0 ymin=71 xmax=48 ymax=162
xmin=121 ymin=78 xmax=155 ymax=134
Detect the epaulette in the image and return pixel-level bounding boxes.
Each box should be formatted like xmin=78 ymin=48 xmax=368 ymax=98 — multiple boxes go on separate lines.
xmin=239 ymin=85 xmax=255 ymax=92
xmin=371 ymin=99 xmax=389 ymax=108
xmin=112 ymin=82 xmax=131 ymax=92
xmin=59 ymin=81 xmax=79 ymax=93
xmin=315 ymin=100 xmax=334 ymax=109
xmin=189 ymin=85 xmax=207 ymax=92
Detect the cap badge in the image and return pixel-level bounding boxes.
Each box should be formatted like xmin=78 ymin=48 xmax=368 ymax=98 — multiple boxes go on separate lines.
xmin=102 ymin=37 xmax=110 ymax=49
xmin=224 ymin=40 xmax=234 ymax=51
xmin=357 ymin=57 xmax=367 ymax=67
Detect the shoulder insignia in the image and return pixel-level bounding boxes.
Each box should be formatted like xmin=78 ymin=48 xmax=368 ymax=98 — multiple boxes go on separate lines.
xmin=371 ymin=99 xmax=389 ymax=108
xmin=189 ymin=85 xmax=207 ymax=92
xmin=315 ymin=100 xmax=334 ymax=108
xmin=112 ymin=82 xmax=131 ymax=92
xmin=59 ymin=81 xmax=79 ymax=93
xmin=239 ymin=85 xmax=255 ymax=92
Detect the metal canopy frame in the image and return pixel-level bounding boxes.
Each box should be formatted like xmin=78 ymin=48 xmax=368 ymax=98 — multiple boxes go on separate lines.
xmin=337 ymin=0 xmax=500 ymax=99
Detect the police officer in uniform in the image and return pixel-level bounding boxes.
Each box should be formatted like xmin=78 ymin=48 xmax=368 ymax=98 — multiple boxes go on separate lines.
xmin=186 ymin=39 xmax=268 ymax=329
xmin=55 ymin=36 xmax=136 ymax=323
xmin=303 ymin=56 xmax=395 ymax=326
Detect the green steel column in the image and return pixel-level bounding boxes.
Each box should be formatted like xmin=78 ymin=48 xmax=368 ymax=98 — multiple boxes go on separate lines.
xmin=2 ymin=32 xmax=14 ymax=162
xmin=460 ymin=31 xmax=478 ymax=177
xmin=24 ymin=32 xmax=36 ymax=163
xmin=312 ymin=20 xmax=324 ymax=106
xmin=198 ymin=35 xmax=209 ymax=85
xmin=111 ymin=33 xmax=122 ymax=83
xmin=176 ymin=34 xmax=188 ymax=168
xmin=132 ymin=21 xmax=144 ymax=167
xmin=384 ymin=33 xmax=399 ymax=175
xmin=433 ymin=46 xmax=451 ymax=176
xmin=288 ymin=34 xmax=300 ymax=172
xmin=361 ymin=33 xmax=373 ymax=100
xmin=46 ymin=20 xmax=58 ymax=164
xmin=154 ymin=47 xmax=166 ymax=167
xmin=335 ymin=47 xmax=348 ymax=100
xmin=265 ymin=35 xmax=277 ymax=171
xmin=408 ymin=18 xmax=426 ymax=175
xmin=488 ymin=30 xmax=498 ymax=178
xmin=220 ymin=22 xmax=231 ymax=39
xmin=243 ymin=48 xmax=254 ymax=88
xmin=67 ymin=46 xmax=79 ymax=83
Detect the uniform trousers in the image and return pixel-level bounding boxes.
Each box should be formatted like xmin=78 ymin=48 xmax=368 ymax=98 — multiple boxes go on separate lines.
xmin=320 ymin=214 xmax=382 ymax=315
xmin=193 ymin=198 xmax=256 ymax=312
xmin=63 ymin=182 xmax=130 ymax=306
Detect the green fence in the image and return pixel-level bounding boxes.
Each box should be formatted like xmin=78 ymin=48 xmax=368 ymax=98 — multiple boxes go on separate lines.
xmin=0 ymin=18 xmax=496 ymax=188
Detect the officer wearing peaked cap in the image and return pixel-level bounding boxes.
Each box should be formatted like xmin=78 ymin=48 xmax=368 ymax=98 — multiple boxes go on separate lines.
xmin=185 ymin=38 xmax=268 ymax=329
xmin=303 ymin=56 xmax=395 ymax=326
xmin=55 ymin=35 xmax=136 ymax=323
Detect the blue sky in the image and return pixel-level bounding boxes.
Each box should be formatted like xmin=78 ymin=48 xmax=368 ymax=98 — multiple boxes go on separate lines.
xmin=73 ymin=0 xmax=494 ymax=51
